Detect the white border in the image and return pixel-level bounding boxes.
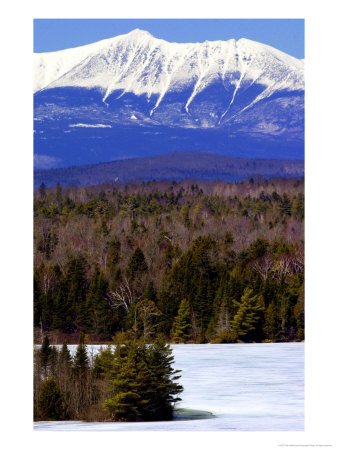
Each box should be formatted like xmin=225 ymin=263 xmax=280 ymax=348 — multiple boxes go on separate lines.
xmin=1 ymin=1 xmax=337 ymax=449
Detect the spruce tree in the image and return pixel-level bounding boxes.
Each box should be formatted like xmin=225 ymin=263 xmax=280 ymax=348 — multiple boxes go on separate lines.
xmin=59 ymin=340 xmax=72 ymax=367
xmin=104 ymin=338 xmax=183 ymax=421
xmin=171 ymin=299 xmax=192 ymax=343
xmin=73 ymin=332 xmax=89 ymax=375
xmin=104 ymin=342 xmax=147 ymax=421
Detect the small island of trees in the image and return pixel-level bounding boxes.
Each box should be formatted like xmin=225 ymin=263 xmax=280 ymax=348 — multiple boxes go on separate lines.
xmin=34 ymin=334 xmax=183 ymax=422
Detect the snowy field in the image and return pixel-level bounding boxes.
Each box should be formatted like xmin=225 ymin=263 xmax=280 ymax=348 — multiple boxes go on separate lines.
xmin=34 ymin=342 xmax=304 ymax=431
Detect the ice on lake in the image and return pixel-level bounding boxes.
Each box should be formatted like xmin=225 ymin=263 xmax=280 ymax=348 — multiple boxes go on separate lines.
xmin=34 ymin=342 xmax=304 ymax=431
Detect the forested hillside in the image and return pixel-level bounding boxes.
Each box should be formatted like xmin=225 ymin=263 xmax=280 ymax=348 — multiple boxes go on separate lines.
xmin=34 ymin=151 xmax=304 ymax=187
xmin=34 ymin=178 xmax=304 ymax=343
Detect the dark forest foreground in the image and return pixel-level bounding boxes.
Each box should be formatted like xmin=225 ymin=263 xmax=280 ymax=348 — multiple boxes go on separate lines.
xmin=34 ymin=178 xmax=304 ymax=344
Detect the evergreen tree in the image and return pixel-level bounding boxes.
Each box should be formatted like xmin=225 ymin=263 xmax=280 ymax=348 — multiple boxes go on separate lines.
xmin=231 ymin=288 xmax=264 ymax=342
xmin=127 ymin=247 xmax=148 ymax=280
xmin=73 ymin=332 xmax=89 ymax=375
xmin=142 ymin=280 xmax=157 ymax=302
xmin=279 ymin=193 xmax=292 ymax=216
xmin=104 ymin=338 xmax=182 ymax=421
xmin=180 ymin=204 xmax=190 ymax=228
xmin=55 ymin=256 xmax=87 ymax=333
xmin=93 ymin=346 xmax=115 ymax=379
xmin=83 ymin=268 xmax=109 ymax=335
xmin=248 ymin=238 xmax=269 ymax=259
xmin=264 ymin=302 xmax=278 ymax=341
xmin=107 ymin=238 xmax=121 ymax=274
xmin=171 ymin=299 xmax=192 ymax=343
xmin=38 ymin=377 xmax=64 ymax=420
xmin=59 ymin=340 xmax=72 ymax=367
xmin=293 ymin=287 xmax=304 ymax=340
xmin=40 ymin=336 xmax=52 ymax=376
xmin=144 ymin=337 xmax=183 ymax=419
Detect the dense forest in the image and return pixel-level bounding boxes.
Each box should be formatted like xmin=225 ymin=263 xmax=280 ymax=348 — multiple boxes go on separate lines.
xmin=34 ymin=177 xmax=304 ymax=344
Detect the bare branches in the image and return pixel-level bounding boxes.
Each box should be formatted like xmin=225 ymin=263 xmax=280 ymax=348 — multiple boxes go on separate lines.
xmin=107 ymin=277 xmax=134 ymax=313
xmin=135 ymin=299 xmax=162 ymax=338
xmin=251 ymin=255 xmax=274 ymax=281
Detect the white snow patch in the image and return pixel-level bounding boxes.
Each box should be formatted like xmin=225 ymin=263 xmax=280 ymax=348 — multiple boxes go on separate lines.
xmin=34 ymin=30 xmax=304 ymax=105
xmin=69 ymin=123 xmax=112 ymax=128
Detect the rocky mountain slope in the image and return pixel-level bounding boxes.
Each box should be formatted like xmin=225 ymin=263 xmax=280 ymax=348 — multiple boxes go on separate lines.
xmin=34 ymin=29 xmax=304 ymax=168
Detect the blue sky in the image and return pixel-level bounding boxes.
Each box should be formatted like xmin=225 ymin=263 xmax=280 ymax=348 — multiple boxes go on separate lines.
xmin=34 ymin=19 xmax=304 ymax=58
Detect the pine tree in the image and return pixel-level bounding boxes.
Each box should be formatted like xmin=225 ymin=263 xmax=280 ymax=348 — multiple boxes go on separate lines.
xmin=231 ymin=288 xmax=264 ymax=342
xmin=171 ymin=299 xmax=192 ymax=343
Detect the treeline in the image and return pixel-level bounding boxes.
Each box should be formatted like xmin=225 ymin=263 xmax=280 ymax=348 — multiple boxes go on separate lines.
xmin=33 ymin=151 xmax=304 ymax=187
xmin=34 ymin=334 xmax=182 ymax=421
xmin=34 ymin=178 xmax=304 ymax=343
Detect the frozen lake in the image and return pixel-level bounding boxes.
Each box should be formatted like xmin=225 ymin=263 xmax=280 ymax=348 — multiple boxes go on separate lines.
xmin=34 ymin=342 xmax=304 ymax=431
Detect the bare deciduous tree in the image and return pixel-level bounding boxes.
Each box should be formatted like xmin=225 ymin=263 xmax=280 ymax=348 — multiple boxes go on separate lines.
xmin=252 ymin=255 xmax=274 ymax=280
xmin=135 ymin=299 xmax=162 ymax=338
xmin=107 ymin=277 xmax=134 ymax=313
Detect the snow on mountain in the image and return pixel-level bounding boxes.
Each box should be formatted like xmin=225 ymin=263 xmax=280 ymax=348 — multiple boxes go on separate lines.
xmin=34 ymin=29 xmax=304 ymax=168
xmin=34 ymin=29 xmax=304 ymax=117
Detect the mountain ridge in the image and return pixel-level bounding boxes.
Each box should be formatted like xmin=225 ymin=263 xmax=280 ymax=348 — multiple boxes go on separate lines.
xmin=34 ymin=151 xmax=304 ymax=188
xmin=34 ymin=29 xmax=304 ymax=168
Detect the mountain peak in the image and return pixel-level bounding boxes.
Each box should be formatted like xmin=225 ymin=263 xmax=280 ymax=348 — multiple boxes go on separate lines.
xmin=124 ymin=28 xmax=154 ymax=41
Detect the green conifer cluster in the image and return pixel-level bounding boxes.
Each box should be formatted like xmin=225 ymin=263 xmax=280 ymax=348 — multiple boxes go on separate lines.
xmin=34 ymin=335 xmax=182 ymax=422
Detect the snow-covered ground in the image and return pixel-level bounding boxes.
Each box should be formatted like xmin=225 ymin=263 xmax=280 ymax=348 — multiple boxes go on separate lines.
xmin=34 ymin=342 xmax=304 ymax=431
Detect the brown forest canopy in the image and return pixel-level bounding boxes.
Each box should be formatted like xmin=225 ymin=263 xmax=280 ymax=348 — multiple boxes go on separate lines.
xmin=34 ymin=177 xmax=304 ymax=344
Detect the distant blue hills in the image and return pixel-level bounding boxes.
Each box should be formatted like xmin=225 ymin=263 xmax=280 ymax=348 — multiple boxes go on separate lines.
xmin=34 ymin=151 xmax=304 ymax=188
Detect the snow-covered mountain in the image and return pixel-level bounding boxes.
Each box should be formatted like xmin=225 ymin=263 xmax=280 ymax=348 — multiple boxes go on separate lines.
xmin=34 ymin=29 xmax=304 ymax=169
